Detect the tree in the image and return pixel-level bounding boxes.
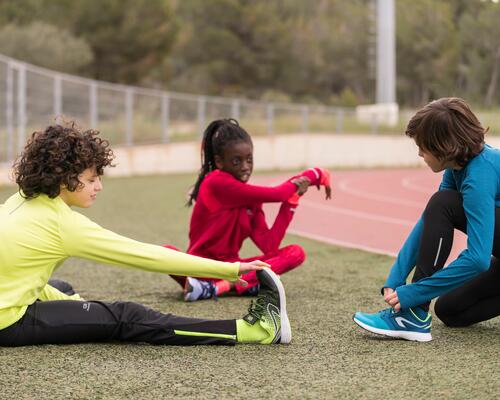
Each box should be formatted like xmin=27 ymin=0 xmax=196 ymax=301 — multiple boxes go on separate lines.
xmin=0 ymin=0 xmax=178 ymax=84
xmin=396 ymin=0 xmax=459 ymax=105
xmin=167 ymin=0 xmax=295 ymax=97
xmin=0 ymin=22 xmax=92 ymax=73
xmin=459 ymin=2 xmax=500 ymax=106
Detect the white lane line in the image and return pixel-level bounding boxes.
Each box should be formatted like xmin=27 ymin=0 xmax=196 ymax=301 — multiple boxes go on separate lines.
xmin=401 ymin=176 xmax=435 ymax=194
xmin=288 ymin=228 xmax=398 ymax=257
xmin=338 ymin=179 xmax=424 ymax=208
xmin=300 ymin=199 xmax=415 ymax=227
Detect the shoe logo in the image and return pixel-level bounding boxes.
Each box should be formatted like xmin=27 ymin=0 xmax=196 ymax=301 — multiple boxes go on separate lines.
xmin=395 ymin=317 xmax=429 ymax=329
xmin=82 ymin=302 xmax=91 ymax=312
xmin=267 ymin=303 xmax=281 ymax=343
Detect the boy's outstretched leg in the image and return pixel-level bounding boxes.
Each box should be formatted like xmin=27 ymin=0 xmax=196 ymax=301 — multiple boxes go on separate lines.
xmin=237 ymin=268 xmax=291 ymax=344
xmin=0 ymin=269 xmax=290 ymax=346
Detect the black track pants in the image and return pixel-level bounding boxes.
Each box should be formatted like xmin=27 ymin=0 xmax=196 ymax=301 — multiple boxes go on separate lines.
xmin=0 ymin=280 xmax=237 ymax=347
xmin=412 ymin=190 xmax=500 ymax=325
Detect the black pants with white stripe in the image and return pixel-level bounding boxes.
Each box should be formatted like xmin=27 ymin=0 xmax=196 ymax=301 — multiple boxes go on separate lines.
xmin=412 ymin=190 xmax=500 ymax=326
xmin=0 ymin=280 xmax=236 ymax=347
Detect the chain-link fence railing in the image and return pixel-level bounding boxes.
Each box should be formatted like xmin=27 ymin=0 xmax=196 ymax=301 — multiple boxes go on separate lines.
xmin=1 ymin=53 xmax=409 ymax=165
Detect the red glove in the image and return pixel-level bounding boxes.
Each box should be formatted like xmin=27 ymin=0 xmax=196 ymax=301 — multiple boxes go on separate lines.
xmin=319 ymin=168 xmax=331 ymax=187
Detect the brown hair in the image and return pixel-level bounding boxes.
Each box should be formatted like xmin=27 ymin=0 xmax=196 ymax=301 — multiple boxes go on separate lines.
xmin=14 ymin=122 xmax=115 ymax=199
xmin=405 ymin=97 xmax=486 ymax=167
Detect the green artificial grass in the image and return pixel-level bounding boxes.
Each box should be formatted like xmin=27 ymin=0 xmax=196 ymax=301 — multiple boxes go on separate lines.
xmin=0 ymin=173 xmax=498 ymax=400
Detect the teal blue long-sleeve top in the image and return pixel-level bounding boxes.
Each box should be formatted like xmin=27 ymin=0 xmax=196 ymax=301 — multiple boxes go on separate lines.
xmin=384 ymin=144 xmax=500 ymax=309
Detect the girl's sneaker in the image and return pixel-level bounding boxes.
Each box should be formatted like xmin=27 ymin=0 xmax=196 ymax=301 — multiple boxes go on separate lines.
xmin=183 ymin=277 xmax=216 ymax=301
xmin=353 ymin=307 xmax=432 ymax=342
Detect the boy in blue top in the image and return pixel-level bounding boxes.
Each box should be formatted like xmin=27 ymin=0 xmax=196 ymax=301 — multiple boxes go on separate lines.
xmin=353 ymin=97 xmax=500 ymax=342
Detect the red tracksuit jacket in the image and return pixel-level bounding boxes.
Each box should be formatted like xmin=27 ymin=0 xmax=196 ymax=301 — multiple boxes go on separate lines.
xmin=187 ymin=169 xmax=321 ymax=261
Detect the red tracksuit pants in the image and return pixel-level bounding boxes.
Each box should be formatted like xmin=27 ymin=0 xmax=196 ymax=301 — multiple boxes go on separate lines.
xmin=166 ymin=244 xmax=306 ymax=295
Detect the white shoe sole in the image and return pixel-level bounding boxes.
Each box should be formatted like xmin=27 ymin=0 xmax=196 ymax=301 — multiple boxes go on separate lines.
xmin=183 ymin=277 xmax=197 ymax=302
xmin=353 ymin=316 xmax=432 ymax=342
xmin=260 ymin=269 xmax=292 ymax=344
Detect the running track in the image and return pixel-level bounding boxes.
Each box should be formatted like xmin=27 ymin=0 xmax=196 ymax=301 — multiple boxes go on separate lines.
xmin=258 ymin=168 xmax=467 ymax=261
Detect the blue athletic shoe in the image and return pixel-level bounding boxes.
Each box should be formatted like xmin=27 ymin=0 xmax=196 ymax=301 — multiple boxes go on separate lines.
xmin=353 ymin=307 xmax=432 ymax=342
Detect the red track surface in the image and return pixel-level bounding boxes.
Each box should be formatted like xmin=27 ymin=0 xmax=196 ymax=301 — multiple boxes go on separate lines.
xmin=258 ymin=168 xmax=467 ymax=261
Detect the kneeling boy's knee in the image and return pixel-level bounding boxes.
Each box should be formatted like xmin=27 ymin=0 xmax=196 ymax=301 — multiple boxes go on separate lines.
xmin=434 ymin=297 xmax=460 ymax=327
xmin=424 ymin=190 xmax=461 ymax=217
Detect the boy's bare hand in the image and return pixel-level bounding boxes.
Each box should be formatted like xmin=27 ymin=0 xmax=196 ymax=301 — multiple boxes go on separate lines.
xmin=236 ymin=260 xmax=270 ymax=286
xmin=384 ymin=288 xmax=401 ymax=311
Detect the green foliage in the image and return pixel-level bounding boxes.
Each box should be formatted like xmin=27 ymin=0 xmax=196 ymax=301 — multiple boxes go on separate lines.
xmin=69 ymin=0 xmax=178 ymax=83
xmin=339 ymin=88 xmax=360 ymax=107
xmin=167 ymin=0 xmax=294 ymax=97
xmin=1 ymin=0 xmax=500 ymax=106
xmin=396 ymin=0 xmax=459 ymax=105
xmin=459 ymin=3 xmax=500 ymax=106
xmin=0 ymin=0 xmax=178 ymax=83
xmin=0 ymin=21 xmax=93 ymax=73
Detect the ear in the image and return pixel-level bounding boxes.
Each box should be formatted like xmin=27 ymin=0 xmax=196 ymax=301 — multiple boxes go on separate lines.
xmin=214 ymin=154 xmax=224 ymax=169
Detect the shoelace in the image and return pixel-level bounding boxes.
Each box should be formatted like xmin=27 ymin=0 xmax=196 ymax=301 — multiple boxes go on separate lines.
xmin=245 ymin=290 xmax=276 ymax=320
xmin=248 ymin=295 xmax=267 ymax=319
xmin=199 ymin=280 xmax=218 ymax=300
xmin=379 ymin=307 xmax=396 ymax=317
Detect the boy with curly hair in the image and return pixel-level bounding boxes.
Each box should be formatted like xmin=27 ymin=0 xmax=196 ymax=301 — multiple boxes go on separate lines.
xmin=0 ymin=123 xmax=291 ymax=346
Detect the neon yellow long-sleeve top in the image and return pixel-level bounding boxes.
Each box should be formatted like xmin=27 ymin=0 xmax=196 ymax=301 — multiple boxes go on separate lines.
xmin=0 ymin=192 xmax=240 ymax=330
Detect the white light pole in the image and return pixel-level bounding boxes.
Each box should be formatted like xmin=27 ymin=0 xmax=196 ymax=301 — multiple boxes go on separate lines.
xmin=376 ymin=0 xmax=396 ymax=104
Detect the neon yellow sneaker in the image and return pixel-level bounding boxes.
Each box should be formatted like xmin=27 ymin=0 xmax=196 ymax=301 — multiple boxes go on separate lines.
xmin=238 ymin=269 xmax=291 ymax=344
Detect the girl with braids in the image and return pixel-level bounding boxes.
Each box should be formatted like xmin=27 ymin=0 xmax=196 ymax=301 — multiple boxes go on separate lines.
xmin=173 ymin=118 xmax=332 ymax=301
xmin=0 ymin=122 xmax=293 ymax=346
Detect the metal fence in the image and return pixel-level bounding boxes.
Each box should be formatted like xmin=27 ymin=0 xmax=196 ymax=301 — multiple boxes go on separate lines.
xmin=0 ymin=53 xmax=386 ymax=164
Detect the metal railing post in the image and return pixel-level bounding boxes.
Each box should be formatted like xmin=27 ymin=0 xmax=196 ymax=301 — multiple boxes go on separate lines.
xmin=231 ymin=99 xmax=240 ymax=121
xmin=125 ymin=88 xmax=134 ymax=145
xmin=89 ymin=81 xmax=98 ymax=128
xmin=266 ymin=103 xmax=274 ymax=135
xmin=302 ymin=105 xmax=309 ymax=134
xmin=6 ymin=62 xmax=14 ymax=162
xmin=53 ymin=74 xmax=62 ymax=118
xmin=336 ymin=108 xmax=344 ymax=134
xmin=197 ymin=96 xmax=206 ymax=137
xmin=17 ymin=63 xmax=26 ymax=153
xmin=161 ymin=93 xmax=170 ymax=143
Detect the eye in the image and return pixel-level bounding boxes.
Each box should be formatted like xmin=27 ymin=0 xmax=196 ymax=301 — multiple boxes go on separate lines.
xmin=247 ymin=156 xmax=253 ymax=163
xmin=232 ymin=158 xmax=241 ymax=166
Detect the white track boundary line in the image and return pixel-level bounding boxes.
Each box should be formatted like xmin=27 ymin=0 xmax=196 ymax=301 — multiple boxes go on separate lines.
xmin=338 ymin=179 xmax=423 ymax=208
xmin=300 ymin=199 xmax=415 ymax=227
xmin=288 ymin=228 xmax=398 ymax=257
xmin=401 ymin=176 xmax=435 ymax=194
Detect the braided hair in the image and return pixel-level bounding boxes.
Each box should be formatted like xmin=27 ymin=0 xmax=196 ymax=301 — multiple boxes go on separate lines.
xmin=188 ymin=118 xmax=252 ymax=206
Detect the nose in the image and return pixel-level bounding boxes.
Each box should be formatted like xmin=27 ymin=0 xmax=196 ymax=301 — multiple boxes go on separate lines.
xmin=241 ymin=161 xmax=251 ymax=172
xmin=96 ymin=178 xmax=103 ymax=191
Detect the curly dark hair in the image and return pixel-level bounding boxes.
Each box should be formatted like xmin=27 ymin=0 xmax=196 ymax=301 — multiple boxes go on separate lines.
xmin=405 ymin=97 xmax=486 ymax=167
xmin=14 ymin=123 xmax=115 ymax=199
